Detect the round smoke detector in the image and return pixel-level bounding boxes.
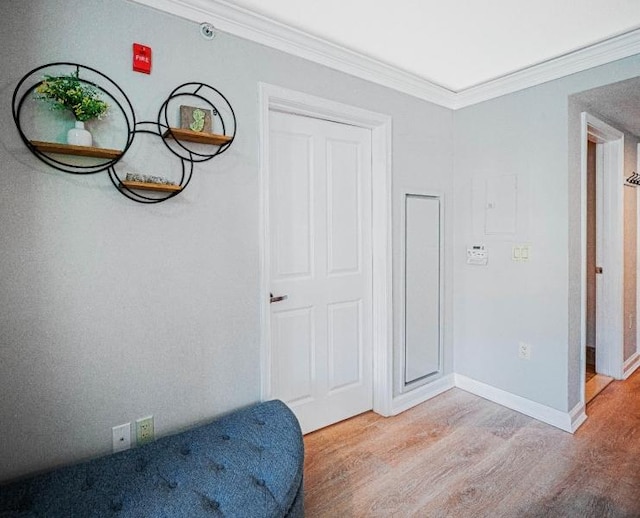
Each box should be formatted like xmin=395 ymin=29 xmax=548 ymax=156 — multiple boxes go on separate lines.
xmin=200 ymin=22 xmax=216 ymax=40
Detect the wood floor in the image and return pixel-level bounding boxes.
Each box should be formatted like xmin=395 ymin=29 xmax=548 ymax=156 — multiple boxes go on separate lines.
xmin=303 ymin=371 xmax=640 ymax=517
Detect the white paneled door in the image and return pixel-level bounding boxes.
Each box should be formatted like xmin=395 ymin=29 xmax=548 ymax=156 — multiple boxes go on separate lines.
xmin=268 ymin=110 xmax=373 ymax=433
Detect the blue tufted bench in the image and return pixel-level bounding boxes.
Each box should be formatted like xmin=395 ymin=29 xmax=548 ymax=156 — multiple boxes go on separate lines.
xmin=0 ymin=400 xmax=304 ymax=517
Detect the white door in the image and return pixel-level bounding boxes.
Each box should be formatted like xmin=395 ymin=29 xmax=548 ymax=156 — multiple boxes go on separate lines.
xmin=268 ymin=110 xmax=373 ymax=433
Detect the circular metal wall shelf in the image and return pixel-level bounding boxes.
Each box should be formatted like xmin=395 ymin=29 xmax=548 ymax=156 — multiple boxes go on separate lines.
xmin=12 ymin=63 xmax=236 ymax=203
xmin=12 ymin=62 xmax=135 ymax=175
xmin=158 ymin=82 xmax=236 ymax=163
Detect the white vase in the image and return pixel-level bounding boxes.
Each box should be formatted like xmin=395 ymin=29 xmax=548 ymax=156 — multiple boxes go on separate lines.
xmin=67 ymin=121 xmax=92 ymax=147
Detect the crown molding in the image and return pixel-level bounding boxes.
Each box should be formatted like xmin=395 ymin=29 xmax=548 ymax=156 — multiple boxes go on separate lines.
xmin=128 ymin=0 xmax=456 ymax=108
xmin=130 ymin=0 xmax=640 ymax=110
xmin=452 ymin=27 xmax=640 ymax=109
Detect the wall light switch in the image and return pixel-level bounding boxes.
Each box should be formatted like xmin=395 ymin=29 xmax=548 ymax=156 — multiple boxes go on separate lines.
xmin=512 ymin=244 xmax=530 ymax=262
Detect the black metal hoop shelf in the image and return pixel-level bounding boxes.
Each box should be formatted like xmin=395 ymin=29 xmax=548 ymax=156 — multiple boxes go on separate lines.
xmin=12 ymin=62 xmax=236 ymax=204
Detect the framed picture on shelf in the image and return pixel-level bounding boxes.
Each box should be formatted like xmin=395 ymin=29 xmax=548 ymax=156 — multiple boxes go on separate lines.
xmin=180 ymin=105 xmax=213 ymax=133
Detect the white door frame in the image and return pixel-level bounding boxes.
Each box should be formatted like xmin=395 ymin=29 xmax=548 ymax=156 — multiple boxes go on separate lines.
xmin=258 ymin=83 xmax=393 ymax=417
xmin=580 ymin=112 xmax=624 ymax=406
xmin=626 ymin=144 xmax=640 ymax=379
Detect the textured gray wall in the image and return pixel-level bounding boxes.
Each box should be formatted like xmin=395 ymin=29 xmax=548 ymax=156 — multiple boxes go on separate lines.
xmin=0 ymin=1 xmax=453 ymax=481
xmin=454 ymin=55 xmax=640 ymax=412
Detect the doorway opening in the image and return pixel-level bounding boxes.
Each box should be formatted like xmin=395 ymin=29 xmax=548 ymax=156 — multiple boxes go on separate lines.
xmin=580 ymin=112 xmax=624 ymax=405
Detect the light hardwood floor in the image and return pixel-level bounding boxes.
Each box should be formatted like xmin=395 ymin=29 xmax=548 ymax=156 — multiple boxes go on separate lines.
xmin=303 ymin=371 xmax=640 ymax=517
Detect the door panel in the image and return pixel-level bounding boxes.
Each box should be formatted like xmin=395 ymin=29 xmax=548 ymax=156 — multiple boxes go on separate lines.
xmin=270 ymin=131 xmax=313 ymax=280
xmin=327 ymin=139 xmax=361 ymax=275
xmin=328 ymin=300 xmax=362 ymax=391
xmin=269 ymin=110 xmax=372 ymax=433
xmin=271 ymin=307 xmax=314 ymax=404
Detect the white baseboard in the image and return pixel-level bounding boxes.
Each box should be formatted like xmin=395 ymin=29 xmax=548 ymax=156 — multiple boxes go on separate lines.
xmin=390 ymin=374 xmax=455 ymax=415
xmin=389 ymin=373 xmax=589 ymax=434
xmin=454 ymin=374 xmax=575 ymax=433
xmin=569 ymin=401 xmax=587 ymax=432
xmin=623 ymin=352 xmax=640 ymax=379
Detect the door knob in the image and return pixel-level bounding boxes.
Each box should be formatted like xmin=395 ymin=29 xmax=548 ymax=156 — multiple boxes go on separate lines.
xmin=595 ymin=266 xmax=603 ymax=274
xmin=270 ymin=293 xmax=288 ymax=303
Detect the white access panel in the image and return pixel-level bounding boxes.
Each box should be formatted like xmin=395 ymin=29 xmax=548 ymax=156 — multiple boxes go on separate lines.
xmin=484 ymin=174 xmax=517 ymax=235
xmin=404 ymin=194 xmax=442 ymax=385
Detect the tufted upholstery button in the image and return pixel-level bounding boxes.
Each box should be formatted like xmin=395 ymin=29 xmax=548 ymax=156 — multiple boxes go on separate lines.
xmin=167 ymin=480 xmax=178 ymax=489
xmin=110 ymin=498 xmax=123 ymax=512
xmin=210 ymin=461 xmax=225 ymax=472
xmin=81 ymin=476 xmax=95 ymax=491
xmin=201 ymin=496 xmax=220 ymax=511
xmin=221 ymin=434 xmax=230 ymax=441
xmin=255 ymin=419 xmax=266 ymax=426
xmin=135 ymin=458 xmax=148 ymax=473
xmin=255 ymin=478 xmax=266 ymax=487
xmin=17 ymin=494 xmax=33 ymax=512
xmin=180 ymin=445 xmax=191 ymax=456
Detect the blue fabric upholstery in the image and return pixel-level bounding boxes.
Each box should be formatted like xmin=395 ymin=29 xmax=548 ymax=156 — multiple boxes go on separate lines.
xmin=0 ymin=400 xmax=304 ymax=517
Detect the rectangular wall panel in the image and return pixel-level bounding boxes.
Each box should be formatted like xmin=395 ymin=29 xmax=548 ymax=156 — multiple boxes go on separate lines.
xmin=404 ymin=194 xmax=442 ymax=385
xmin=272 ymin=307 xmax=314 ymax=403
xmin=271 ymin=131 xmax=313 ymax=279
xmin=484 ymin=174 xmax=517 ymax=235
xmin=327 ymin=139 xmax=360 ymax=275
xmin=328 ymin=300 xmax=361 ymax=391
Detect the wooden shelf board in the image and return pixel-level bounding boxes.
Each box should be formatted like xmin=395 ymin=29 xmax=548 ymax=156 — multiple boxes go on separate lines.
xmin=30 ymin=140 xmax=123 ymax=160
xmin=162 ymin=128 xmax=233 ymax=146
xmin=120 ymin=180 xmax=182 ymax=193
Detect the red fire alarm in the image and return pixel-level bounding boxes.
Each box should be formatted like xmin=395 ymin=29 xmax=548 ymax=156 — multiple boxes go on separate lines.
xmin=133 ymin=43 xmax=152 ymax=74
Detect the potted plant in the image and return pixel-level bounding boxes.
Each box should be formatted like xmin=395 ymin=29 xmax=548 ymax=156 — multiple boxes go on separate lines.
xmin=35 ymin=71 xmax=109 ymax=147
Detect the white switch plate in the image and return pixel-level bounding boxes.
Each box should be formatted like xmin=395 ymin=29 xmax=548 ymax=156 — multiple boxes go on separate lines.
xmin=518 ymin=342 xmax=531 ymax=360
xmin=512 ymin=245 xmax=530 ymax=262
xmin=112 ymin=422 xmax=131 ymax=453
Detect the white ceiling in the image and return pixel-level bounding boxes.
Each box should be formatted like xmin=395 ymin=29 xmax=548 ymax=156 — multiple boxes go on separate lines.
xmin=224 ymin=0 xmax=640 ymax=91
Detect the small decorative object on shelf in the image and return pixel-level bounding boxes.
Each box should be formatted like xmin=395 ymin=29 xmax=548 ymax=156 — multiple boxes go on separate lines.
xmin=180 ymin=105 xmax=213 ymax=133
xmin=124 ymin=172 xmax=178 ymax=186
xmin=67 ymin=121 xmax=92 ymax=146
xmin=34 ymin=71 xmax=109 ymax=147
xmin=121 ymin=172 xmax=182 ymax=192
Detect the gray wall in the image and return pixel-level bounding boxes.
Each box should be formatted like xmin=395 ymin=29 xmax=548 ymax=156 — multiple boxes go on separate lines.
xmin=0 ymin=1 xmax=453 ymax=481
xmin=453 ymin=54 xmax=640 ymax=411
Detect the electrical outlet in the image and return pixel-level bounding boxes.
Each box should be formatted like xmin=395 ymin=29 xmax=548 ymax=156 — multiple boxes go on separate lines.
xmin=518 ymin=342 xmax=531 ymax=360
xmin=136 ymin=416 xmax=154 ymax=446
xmin=112 ymin=423 xmax=131 ymax=453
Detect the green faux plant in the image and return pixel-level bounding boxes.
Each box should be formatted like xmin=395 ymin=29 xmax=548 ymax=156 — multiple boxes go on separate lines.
xmin=35 ymin=71 xmax=109 ymax=122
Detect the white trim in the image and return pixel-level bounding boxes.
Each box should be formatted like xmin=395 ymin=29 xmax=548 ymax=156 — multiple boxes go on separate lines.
xmin=129 ymin=0 xmax=454 ymax=107
xmin=623 ymin=352 xmax=640 ymax=379
xmin=130 ymin=0 xmax=640 ymax=109
xmin=454 ymin=374 xmax=575 ymax=433
xmin=258 ymin=83 xmax=394 ymax=417
xmin=579 ymin=113 xmax=589 ymax=408
xmin=635 ymin=144 xmax=640 ymax=379
xmin=579 ymin=112 xmax=626 ymax=418
xmin=453 ymin=28 xmax=640 ymax=108
xmin=390 ymin=374 xmax=455 ymax=415
xmin=569 ymin=402 xmax=588 ymax=433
